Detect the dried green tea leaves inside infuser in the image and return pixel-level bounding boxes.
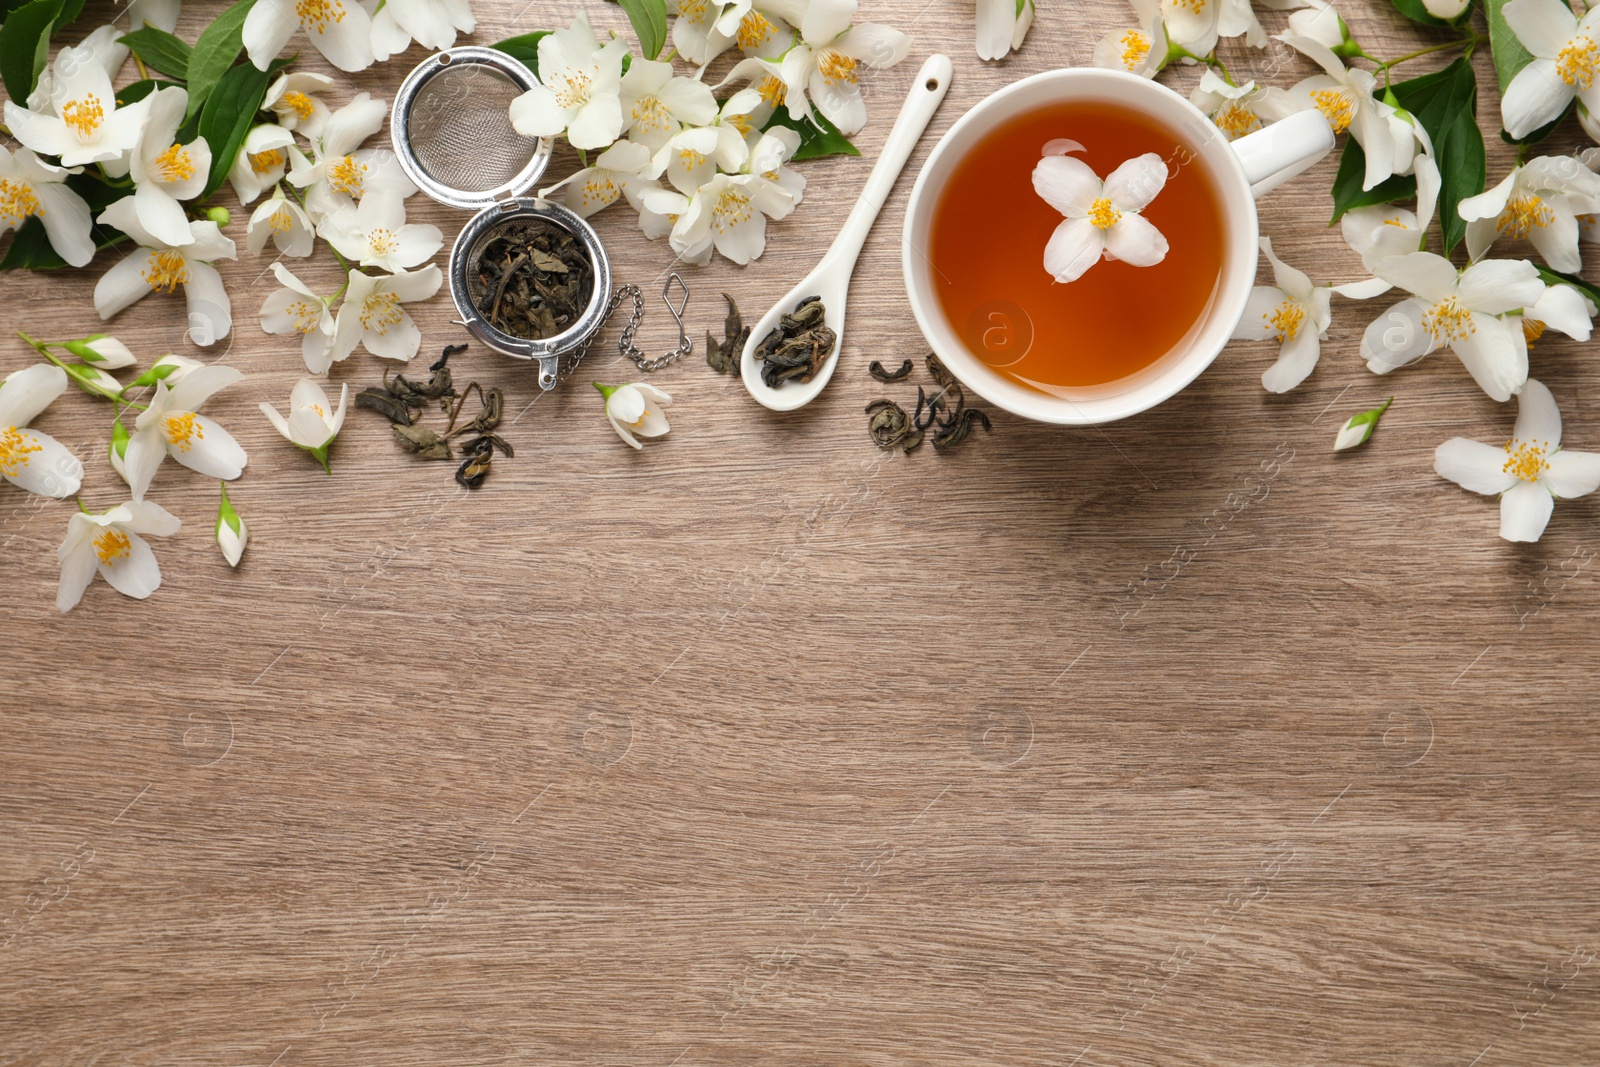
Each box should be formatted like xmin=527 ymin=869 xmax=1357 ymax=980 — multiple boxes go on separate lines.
xmin=705 ymin=293 xmax=750 ymax=374
xmin=754 ymin=295 xmax=836 ymax=389
xmin=473 ymin=219 xmax=595 ymax=340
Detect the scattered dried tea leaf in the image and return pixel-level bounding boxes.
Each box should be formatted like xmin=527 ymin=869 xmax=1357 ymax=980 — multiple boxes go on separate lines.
xmin=932 ymin=408 xmax=991 ymax=451
xmin=866 ymin=399 xmax=912 ymax=449
xmin=355 ymin=386 xmax=414 ymax=425
xmin=755 ymin=295 xmax=836 ymax=389
xmin=869 ymin=359 xmax=913 ymax=383
xmin=867 ymin=352 xmax=994 ymax=456
xmin=706 ymin=293 xmax=751 ymax=374
xmin=393 ymin=423 xmax=453 ymax=459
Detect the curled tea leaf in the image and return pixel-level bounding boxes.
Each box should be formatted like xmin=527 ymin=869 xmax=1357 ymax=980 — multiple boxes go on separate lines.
xmin=756 ymin=295 xmax=835 ymax=389
xmin=866 ymin=399 xmax=913 ymax=449
xmin=705 ymin=293 xmax=751 ymax=374
xmin=869 ymin=359 xmax=913 ymax=383
xmin=355 ymin=386 xmax=414 ymax=425
xmin=392 ymin=423 xmax=453 ymax=460
xmin=932 ymin=408 xmax=991 ymax=451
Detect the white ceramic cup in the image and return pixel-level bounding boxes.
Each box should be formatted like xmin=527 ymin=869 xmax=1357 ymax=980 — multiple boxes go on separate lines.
xmin=902 ymin=68 xmax=1334 ymax=426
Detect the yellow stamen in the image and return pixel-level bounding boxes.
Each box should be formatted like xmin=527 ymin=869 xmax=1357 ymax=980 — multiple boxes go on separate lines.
xmin=1267 ymin=301 xmax=1306 ymax=343
xmin=1087 ymin=196 xmax=1121 ymax=230
xmin=1310 ymin=87 xmax=1354 ymax=135
xmin=1422 ymin=295 xmax=1474 ymax=343
xmin=282 ymin=90 xmax=317 ymax=121
xmin=249 ymin=147 xmax=286 ymax=175
xmin=678 ymin=0 xmax=707 ymax=20
xmin=164 ymin=411 xmax=204 ymax=452
xmin=93 ymin=527 xmax=130 ymax=565
xmin=0 ymin=178 xmax=42 ymax=227
xmin=154 ymin=143 xmax=195 ymax=183
xmin=1496 ymin=192 xmax=1554 ymax=239
xmin=61 ymin=95 xmax=104 ymax=139
xmin=581 ymin=175 xmax=619 ymax=209
xmin=1163 ymin=0 xmax=1205 ymax=13
xmin=1212 ymin=100 xmax=1259 ymax=139
xmin=757 ymin=75 xmax=786 ymax=108
xmin=1119 ymin=30 xmax=1151 ymax=71
xmin=295 ymin=0 xmax=347 ymax=33
xmin=1556 ymin=35 xmax=1600 ymax=87
xmin=269 ymin=205 xmax=294 ymax=233
xmin=726 ymin=112 xmax=754 ymax=134
xmin=1382 ymin=216 xmax=1408 ymax=227
xmin=817 ymin=50 xmax=858 ymax=85
xmin=360 ymin=292 xmax=404 ymax=334
xmin=310 ymin=404 xmax=326 ymax=417
xmin=712 ymin=187 xmax=752 ymax=232
xmin=1503 ymin=438 xmax=1550 ymax=482
xmin=0 ymin=426 xmax=42 ymax=478
xmin=552 ymin=70 xmax=594 ymax=111
xmin=143 ymin=250 xmax=190 ymax=294
xmin=288 ymin=299 xmax=323 ymax=334
xmin=327 ymin=155 xmax=368 ymax=197
xmin=677 ymin=147 xmax=706 ymax=171
xmin=738 ymin=10 xmax=775 ymax=49
xmin=1523 ymin=316 xmax=1547 ymax=345
xmin=630 ymin=95 xmax=672 ymax=131
xmin=367 ymin=227 xmax=397 ymax=256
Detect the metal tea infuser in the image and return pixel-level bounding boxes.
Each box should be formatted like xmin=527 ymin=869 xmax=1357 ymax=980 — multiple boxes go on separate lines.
xmin=390 ymin=46 xmax=691 ymax=390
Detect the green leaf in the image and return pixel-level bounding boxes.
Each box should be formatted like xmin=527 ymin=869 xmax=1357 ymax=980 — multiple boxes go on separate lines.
xmin=1391 ymin=57 xmax=1485 ymax=254
xmin=762 ymin=107 xmax=860 ymax=160
xmin=0 ymin=171 xmax=127 ymax=270
xmin=492 ymin=31 xmax=550 ymax=77
xmin=1485 ymin=0 xmax=1535 ymax=95
xmin=0 ymin=0 xmax=65 ymax=103
xmin=119 ymin=26 xmax=192 ymax=79
xmin=1333 ymin=397 xmax=1393 ymax=452
xmin=615 ymin=0 xmax=668 ymax=59
xmin=1328 ymin=138 xmax=1416 ymax=224
xmin=116 ymin=77 xmax=186 ymax=106
xmin=185 ymin=0 xmax=256 ymax=121
xmin=197 ymin=59 xmax=272 ymax=198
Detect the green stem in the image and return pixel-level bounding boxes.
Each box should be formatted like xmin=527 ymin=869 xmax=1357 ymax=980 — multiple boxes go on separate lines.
xmin=1373 ymin=34 xmax=1486 ymax=70
xmin=1170 ymin=44 xmax=1235 ymax=84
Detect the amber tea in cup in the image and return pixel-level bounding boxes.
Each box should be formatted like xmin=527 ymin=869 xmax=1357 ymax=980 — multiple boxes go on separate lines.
xmin=927 ymin=99 xmax=1227 ymax=393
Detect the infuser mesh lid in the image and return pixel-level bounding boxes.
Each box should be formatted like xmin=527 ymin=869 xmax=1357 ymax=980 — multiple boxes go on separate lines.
xmin=391 ymin=47 xmax=553 ymax=211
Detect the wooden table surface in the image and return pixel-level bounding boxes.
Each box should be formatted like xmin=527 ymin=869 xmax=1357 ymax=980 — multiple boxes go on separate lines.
xmin=5 ymin=0 xmax=1600 ymax=1063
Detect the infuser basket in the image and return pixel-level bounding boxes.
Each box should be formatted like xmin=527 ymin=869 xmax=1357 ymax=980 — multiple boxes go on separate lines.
xmin=390 ymin=46 xmax=614 ymax=390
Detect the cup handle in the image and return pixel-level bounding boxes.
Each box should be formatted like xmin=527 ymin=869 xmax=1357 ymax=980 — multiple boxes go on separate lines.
xmin=1230 ymin=109 xmax=1334 ymax=198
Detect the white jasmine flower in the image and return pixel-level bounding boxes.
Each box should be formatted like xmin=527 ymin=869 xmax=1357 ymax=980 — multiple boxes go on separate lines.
xmin=259 ymin=377 xmax=348 ymax=471
xmin=60 ymin=334 xmax=137 ymax=369
xmin=331 ymin=265 xmax=442 ymax=363
xmin=715 ymin=58 xmax=798 ymax=139
xmin=619 ymin=59 xmax=719 ymax=153
xmin=4 ymin=44 xmax=147 ymax=168
xmin=56 ymin=499 xmax=181 ymax=612
xmin=638 ymin=186 xmax=687 ymax=241
xmin=1092 ymin=0 xmax=1169 ymax=78
xmin=246 ymin=187 xmax=315 ymax=257
xmin=127 ymin=353 xmax=205 ymax=389
xmin=228 ymin=124 xmax=295 ymax=205
xmin=1340 ymin=154 xmax=1441 ymax=278
xmin=264 ymin=72 xmax=336 ymax=139
xmin=1359 ymin=252 xmax=1546 ymax=401
xmin=319 ymin=192 xmax=442 ymax=272
xmin=654 ymin=123 xmax=749 ymax=196
xmin=732 ymin=4 xmax=796 ymax=58
xmin=1520 ymin=281 xmax=1596 ymax=344
xmin=1232 ymin=237 xmax=1378 ymax=393
xmin=508 ymin=13 xmax=628 ymax=151
xmin=746 ymin=126 xmax=805 ymax=203
xmin=755 ymin=0 xmax=912 ymax=135
xmin=0 ymin=145 xmax=95 ymax=267
xmin=670 ymin=171 xmax=795 ymax=265
xmin=540 ymin=139 xmax=657 ymax=217
xmin=243 ymin=0 xmax=374 ymax=73
xmin=595 ymin=381 xmax=672 ymax=449
xmin=93 ymin=196 xmax=236 ymax=345
xmin=1284 ymin=0 xmax=1352 ymax=50
xmin=1498 ymin=0 xmax=1600 ymax=140
xmin=28 ymin=25 xmax=128 ymax=113
xmin=1191 ymin=71 xmax=1266 ymax=140
xmin=215 ymin=483 xmax=248 ymax=567
xmin=0 ymin=364 xmax=83 ymax=498
xmin=123 ymin=365 xmax=248 ymax=500
xmin=125 ymin=86 xmax=212 ymax=247
xmin=1032 ymin=147 xmax=1169 ymax=284
xmin=1257 ymin=35 xmax=1420 ymax=191
xmin=371 ymin=0 xmax=476 ymax=61
xmin=62 ymin=361 xmax=125 ymax=400
xmin=287 ymin=93 xmax=414 ymax=215
xmin=1457 ymin=156 xmax=1600 ymax=273
xmin=1160 ymin=0 xmax=1265 ymax=55
xmin=976 ymin=0 xmax=1033 ymax=60
xmin=1435 ymin=379 xmax=1600 ymax=542
xmin=260 ymin=263 xmax=337 ymax=373
xmin=670 ymin=0 xmax=738 ymax=66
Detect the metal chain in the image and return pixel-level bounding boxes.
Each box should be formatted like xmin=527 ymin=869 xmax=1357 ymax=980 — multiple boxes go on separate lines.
xmin=560 ymin=274 xmax=692 ymax=379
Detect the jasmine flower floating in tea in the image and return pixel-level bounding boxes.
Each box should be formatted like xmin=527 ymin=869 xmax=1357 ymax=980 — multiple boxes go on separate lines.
xmin=1032 ymin=141 xmax=1169 ymax=284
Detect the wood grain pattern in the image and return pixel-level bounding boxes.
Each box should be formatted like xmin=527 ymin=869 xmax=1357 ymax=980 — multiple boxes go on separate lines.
xmin=4 ymin=1 xmax=1600 ymax=1064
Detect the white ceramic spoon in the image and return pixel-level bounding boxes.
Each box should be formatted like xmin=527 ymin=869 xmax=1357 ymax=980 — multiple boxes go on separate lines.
xmin=741 ymin=53 xmax=953 ymax=412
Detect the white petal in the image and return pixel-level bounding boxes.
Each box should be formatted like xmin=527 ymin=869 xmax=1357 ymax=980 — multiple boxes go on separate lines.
xmin=259 ymin=401 xmax=296 ymax=443
xmin=56 ymin=539 xmax=97 ymax=612
xmin=1032 ymin=154 xmax=1100 ymax=218
xmin=1513 ymin=377 xmax=1562 ymax=447
xmin=1361 ymin=298 xmax=1435 ymax=371
xmin=183 ymin=262 xmax=233 ymax=346
xmin=242 ymin=0 xmax=299 ymax=70
xmin=123 ymin=426 xmax=167 ymax=500
xmin=509 ymin=86 xmax=570 ymax=138
xmin=1457 ymin=168 xmax=1517 ymax=223
xmin=0 ymin=362 xmax=69 ymax=427
xmin=166 ymin=413 xmax=247 ymax=479
xmin=1435 ymin=437 xmax=1519 ymax=495
xmin=307 ymin=0 xmax=374 ymax=71
xmin=1457 ymin=258 xmax=1545 ymax=313
xmin=568 ymin=97 xmax=625 ymax=151
xmin=100 ymin=531 xmax=162 ymax=598
xmin=1042 ymin=217 xmax=1105 ymax=283
xmin=169 ymin=364 xmax=243 ymax=411
xmin=1500 ymin=60 xmax=1573 ymax=139
xmin=975 ymin=0 xmax=1014 ymax=60
xmin=94 ymin=252 xmax=156 ymax=320
xmin=1452 ymin=314 xmax=1527 ymax=402
xmin=1259 ymin=236 xmax=1314 ymax=300
xmin=1530 ymin=283 xmax=1595 ymax=340
xmin=1526 ymin=207 xmax=1582 ymax=273
xmin=714 ymin=211 xmax=767 ymax=264
xmin=1103 ymin=213 xmax=1168 ymax=267
xmin=1375 ymin=252 xmax=1458 ymax=302
xmin=1499 ymin=479 xmax=1555 ymax=541
xmin=1103 ymin=153 xmax=1168 ymax=212
xmin=1544 ymin=449 xmax=1600 ymax=497
xmin=1503 ymin=0 xmax=1578 ymax=58
xmin=32 ymin=183 xmax=95 ymax=267
xmin=2 ymin=428 xmax=81 ymax=497
xmin=1233 ymin=286 xmax=1284 ymax=341
xmin=1261 ymin=329 xmax=1320 ymax=393
xmin=123 ymin=499 xmax=181 ymax=536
